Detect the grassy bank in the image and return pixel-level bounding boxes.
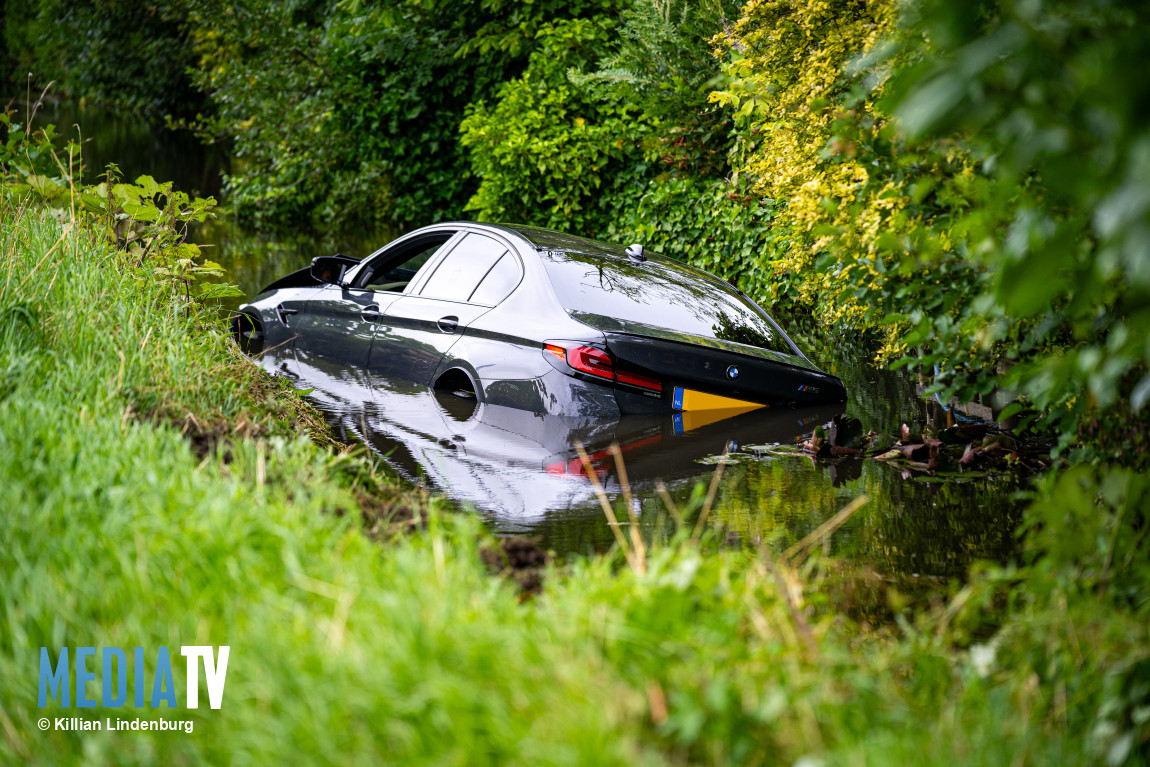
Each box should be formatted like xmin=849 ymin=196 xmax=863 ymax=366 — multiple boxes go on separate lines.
xmin=2 ymin=194 xmax=1146 ymax=764
xmin=0 ymin=194 xmax=643 ymax=764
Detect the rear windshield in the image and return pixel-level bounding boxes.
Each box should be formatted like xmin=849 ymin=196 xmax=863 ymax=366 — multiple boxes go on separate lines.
xmin=541 ymin=251 xmax=798 ymax=357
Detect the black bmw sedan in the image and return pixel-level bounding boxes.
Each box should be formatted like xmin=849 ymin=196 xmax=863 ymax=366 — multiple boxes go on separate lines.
xmin=232 ymin=222 xmax=847 ymax=418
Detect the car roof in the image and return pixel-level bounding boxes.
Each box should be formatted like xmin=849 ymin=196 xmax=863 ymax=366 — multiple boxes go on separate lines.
xmin=481 ymin=223 xmax=630 ymax=259
xmin=475 ymin=221 xmax=730 ymax=291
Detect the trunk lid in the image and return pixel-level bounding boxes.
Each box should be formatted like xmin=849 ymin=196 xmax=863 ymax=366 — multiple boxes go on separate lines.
xmin=604 ymin=331 xmax=847 ymax=410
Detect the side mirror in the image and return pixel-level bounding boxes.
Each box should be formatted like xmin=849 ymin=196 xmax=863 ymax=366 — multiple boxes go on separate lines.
xmin=310 ymin=254 xmax=360 ymax=286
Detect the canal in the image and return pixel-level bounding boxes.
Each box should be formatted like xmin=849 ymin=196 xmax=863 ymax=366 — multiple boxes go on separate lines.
xmin=37 ymin=98 xmax=1026 ymax=574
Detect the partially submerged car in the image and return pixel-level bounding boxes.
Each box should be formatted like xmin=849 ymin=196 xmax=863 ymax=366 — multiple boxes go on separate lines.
xmin=232 ymin=223 xmax=847 ymax=417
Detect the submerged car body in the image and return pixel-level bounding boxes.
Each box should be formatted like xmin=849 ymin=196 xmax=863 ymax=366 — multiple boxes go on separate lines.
xmin=289 ymin=353 xmax=848 ymax=524
xmin=233 ymin=222 xmax=847 ymax=417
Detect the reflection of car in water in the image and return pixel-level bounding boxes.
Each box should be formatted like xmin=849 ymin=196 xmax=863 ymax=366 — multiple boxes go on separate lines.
xmin=271 ymin=350 xmax=845 ymax=526
xmin=233 ymin=223 xmax=847 ymax=418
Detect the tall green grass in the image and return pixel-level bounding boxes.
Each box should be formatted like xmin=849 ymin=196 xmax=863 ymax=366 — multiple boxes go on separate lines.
xmin=0 ymin=194 xmax=649 ymax=764
xmin=1 ymin=192 xmax=1141 ymax=765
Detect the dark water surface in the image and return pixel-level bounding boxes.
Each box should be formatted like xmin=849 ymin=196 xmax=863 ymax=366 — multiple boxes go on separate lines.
xmin=40 ymin=99 xmax=1025 ymax=576
xmin=273 ymin=346 xmax=1023 ymax=576
xmin=34 ymin=98 xmax=228 ymax=198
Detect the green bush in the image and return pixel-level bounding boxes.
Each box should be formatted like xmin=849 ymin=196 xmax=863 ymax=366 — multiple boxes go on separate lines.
xmin=182 ymin=0 xmax=624 ymax=230
xmin=460 ymin=16 xmax=651 ymax=232
xmin=880 ymin=0 xmax=1150 ymax=459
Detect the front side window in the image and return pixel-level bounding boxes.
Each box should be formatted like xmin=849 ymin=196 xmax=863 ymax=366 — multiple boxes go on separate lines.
xmin=358 ymin=234 xmax=454 ymax=292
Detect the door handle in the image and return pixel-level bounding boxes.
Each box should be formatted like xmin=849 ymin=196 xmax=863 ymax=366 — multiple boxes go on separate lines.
xmin=360 ymin=305 xmax=382 ymax=323
xmin=437 ymin=315 xmax=459 ymax=333
xmin=276 ymin=305 xmax=299 ymax=325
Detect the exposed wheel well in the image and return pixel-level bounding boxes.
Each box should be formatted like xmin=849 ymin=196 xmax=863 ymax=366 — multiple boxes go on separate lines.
xmin=433 ymin=367 xmax=478 ymax=399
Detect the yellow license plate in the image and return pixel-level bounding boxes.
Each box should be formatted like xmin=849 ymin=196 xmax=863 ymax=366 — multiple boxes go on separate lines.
xmin=671 ymin=386 xmax=765 ymax=413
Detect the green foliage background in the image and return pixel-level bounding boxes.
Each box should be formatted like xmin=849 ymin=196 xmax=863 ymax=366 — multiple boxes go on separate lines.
xmin=3 ymin=0 xmax=201 ymax=116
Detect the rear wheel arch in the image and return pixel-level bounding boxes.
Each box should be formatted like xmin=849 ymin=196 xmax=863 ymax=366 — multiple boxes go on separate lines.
xmin=433 ymin=365 xmax=481 ymax=402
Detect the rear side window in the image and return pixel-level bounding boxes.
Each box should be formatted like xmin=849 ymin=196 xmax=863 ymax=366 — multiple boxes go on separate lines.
xmin=419 ymin=233 xmax=506 ymax=302
xmin=468 ymin=252 xmax=522 ymax=306
xmin=542 ymin=252 xmax=797 ymax=357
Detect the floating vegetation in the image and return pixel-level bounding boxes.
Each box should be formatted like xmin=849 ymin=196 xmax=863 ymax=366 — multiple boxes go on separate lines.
xmin=702 ymin=414 xmax=1051 ymax=482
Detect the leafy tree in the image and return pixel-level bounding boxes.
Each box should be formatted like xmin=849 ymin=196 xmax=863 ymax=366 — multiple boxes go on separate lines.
xmin=185 ymin=0 xmax=621 ymax=231
xmin=570 ymin=0 xmax=742 ymax=178
xmin=708 ymin=0 xmax=1150 ymax=459
xmin=708 ymin=0 xmax=910 ymax=326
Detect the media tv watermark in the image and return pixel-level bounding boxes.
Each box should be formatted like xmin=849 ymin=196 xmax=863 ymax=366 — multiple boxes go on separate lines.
xmin=37 ymin=645 xmax=229 ymax=734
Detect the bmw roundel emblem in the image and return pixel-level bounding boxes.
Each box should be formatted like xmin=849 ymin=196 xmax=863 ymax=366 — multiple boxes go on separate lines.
xmin=726 ymin=365 xmax=740 ymax=380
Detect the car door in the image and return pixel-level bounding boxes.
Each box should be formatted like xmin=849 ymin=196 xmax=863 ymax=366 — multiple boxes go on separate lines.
xmin=291 ymin=232 xmax=460 ymax=377
xmin=369 ymin=231 xmax=515 ymax=385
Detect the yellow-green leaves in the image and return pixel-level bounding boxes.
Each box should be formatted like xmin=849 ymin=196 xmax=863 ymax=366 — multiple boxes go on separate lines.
xmin=709 ymin=0 xmax=905 ymax=329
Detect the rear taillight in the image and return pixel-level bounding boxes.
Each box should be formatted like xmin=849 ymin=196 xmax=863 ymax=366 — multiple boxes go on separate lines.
xmin=566 ymin=346 xmax=615 ymax=380
xmin=543 ymin=342 xmax=662 ymax=393
xmin=615 ymin=369 xmax=663 ymax=391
